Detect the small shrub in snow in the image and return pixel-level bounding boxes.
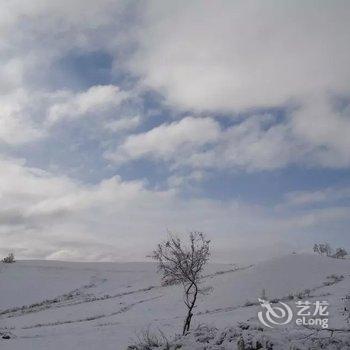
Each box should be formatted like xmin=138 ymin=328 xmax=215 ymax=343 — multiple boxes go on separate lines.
xmin=325 ymin=274 xmax=344 ymax=285
xmin=333 ymin=247 xmax=348 ymax=259
xmin=313 ymin=243 xmax=332 ymax=256
xmin=2 ymin=253 xmax=15 ymax=263
xmin=344 ymin=294 xmax=350 ymax=323
xmin=127 ymin=329 xmax=179 ymax=350
xmin=236 ymin=336 xmax=245 ymax=350
xmin=131 ymin=324 xmax=350 ymax=350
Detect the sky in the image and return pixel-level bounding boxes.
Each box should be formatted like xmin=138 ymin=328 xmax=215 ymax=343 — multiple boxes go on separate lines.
xmin=0 ymin=0 xmax=350 ymax=263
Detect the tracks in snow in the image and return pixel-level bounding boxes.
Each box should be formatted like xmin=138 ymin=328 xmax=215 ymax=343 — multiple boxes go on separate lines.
xmin=21 ymin=295 xmax=162 ymax=329
xmin=0 ymin=265 xmax=247 ymax=320
xmin=0 ymin=277 xmax=158 ymax=319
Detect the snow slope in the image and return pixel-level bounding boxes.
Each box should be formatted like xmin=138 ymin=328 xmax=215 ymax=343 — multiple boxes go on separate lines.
xmin=0 ymin=254 xmax=349 ymax=349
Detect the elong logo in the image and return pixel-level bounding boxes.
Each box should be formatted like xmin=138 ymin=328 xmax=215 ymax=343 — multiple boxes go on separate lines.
xmin=258 ymin=298 xmax=293 ymax=328
xmin=258 ymin=298 xmax=329 ymax=329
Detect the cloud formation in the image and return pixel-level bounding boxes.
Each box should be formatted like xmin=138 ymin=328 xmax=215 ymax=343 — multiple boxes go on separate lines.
xmin=285 ymin=187 xmax=350 ymax=207
xmin=0 ymin=1 xmax=349 ymax=261
xmin=0 ymin=90 xmax=45 ymax=145
xmin=132 ymin=1 xmax=350 ymax=110
xmin=106 ymin=116 xmax=221 ymax=165
xmin=47 ymin=85 xmax=128 ymax=125
xmin=126 ymin=1 xmax=350 ymax=170
xmin=1 ymin=156 xmax=349 ymax=262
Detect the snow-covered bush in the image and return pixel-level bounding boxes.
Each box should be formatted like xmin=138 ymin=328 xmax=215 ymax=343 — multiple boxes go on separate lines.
xmin=313 ymin=243 xmax=332 ymax=256
xmin=127 ymin=323 xmax=350 ymax=350
xmin=344 ymin=293 xmax=350 ymax=324
xmin=127 ymin=329 xmax=176 ymax=350
xmin=314 ymin=243 xmax=348 ymax=259
xmin=2 ymin=253 xmax=15 ymax=263
xmin=333 ymin=247 xmax=348 ymax=259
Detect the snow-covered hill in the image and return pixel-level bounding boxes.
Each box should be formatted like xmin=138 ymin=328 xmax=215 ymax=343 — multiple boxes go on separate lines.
xmin=1 ymin=254 xmax=349 ymax=349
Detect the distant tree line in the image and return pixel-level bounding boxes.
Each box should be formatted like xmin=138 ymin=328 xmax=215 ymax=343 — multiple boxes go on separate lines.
xmin=313 ymin=243 xmax=348 ymax=259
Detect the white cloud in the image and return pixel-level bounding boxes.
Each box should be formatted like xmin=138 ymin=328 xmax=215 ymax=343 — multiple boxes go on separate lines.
xmin=291 ymin=95 xmax=350 ymax=167
xmin=1 ymin=0 xmax=349 ymax=171
xmin=187 ymin=96 xmax=350 ymax=171
xmin=210 ymin=115 xmax=302 ymax=171
xmin=125 ymin=1 xmax=350 ymax=170
xmin=47 ymin=85 xmax=128 ymax=125
xmin=106 ymin=116 xmax=221 ymax=164
xmin=0 ymin=90 xmax=45 ymax=145
xmin=0 ymin=0 xmax=129 ymax=52
xmin=105 ymin=113 xmax=304 ymax=172
xmin=0 ymin=59 xmax=24 ymax=93
xmin=104 ymin=115 xmax=140 ymax=133
xmin=131 ymin=1 xmax=350 ymax=111
xmin=3 ymin=155 xmax=346 ymax=262
xmin=282 ymin=206 xmax=350 ymax=230
xmin=167 ymin=170 xmax=205 ymax=188
xmin=0 ymin=108 xmax=43 ymax=145
xmin=104 ymin=102 xmax=350 ymax=172
xmin=285 ymin=187 xmax=350 ymax=207
xmin=0 ymin=0 xmax=135 ymax=145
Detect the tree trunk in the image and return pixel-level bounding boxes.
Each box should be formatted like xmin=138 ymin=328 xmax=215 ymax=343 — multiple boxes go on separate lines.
xmin=182 ymin=284 xmax=198 ymax=335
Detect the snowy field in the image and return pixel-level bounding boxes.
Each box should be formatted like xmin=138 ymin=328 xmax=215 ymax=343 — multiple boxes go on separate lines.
xmin=0 ymin=254 xmax=349 ymax=349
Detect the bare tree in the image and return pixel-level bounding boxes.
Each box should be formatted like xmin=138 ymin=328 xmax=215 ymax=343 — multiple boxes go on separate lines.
xmin=324 ymin=243 xmax=332 ymax=256
xmin=316 ymin=243 xmax=332 ymax=256
xmin=151 ymin=232 xmax=210 ymax=335
xmin=333 ymin=248 xmax=348 ymax=259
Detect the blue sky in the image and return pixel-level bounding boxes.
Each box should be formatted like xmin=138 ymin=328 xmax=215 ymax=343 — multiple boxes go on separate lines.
xmin=0 ymin=1 xmax=350 ymax=262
